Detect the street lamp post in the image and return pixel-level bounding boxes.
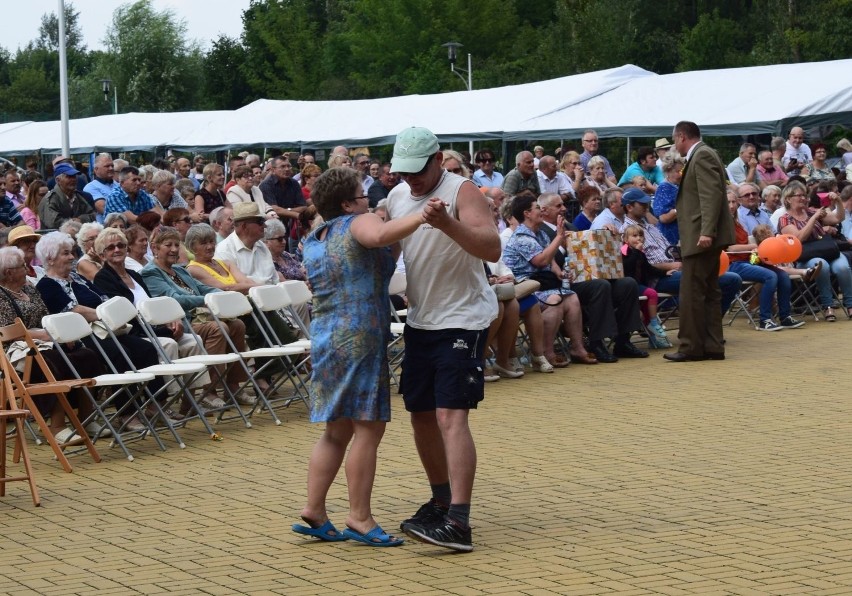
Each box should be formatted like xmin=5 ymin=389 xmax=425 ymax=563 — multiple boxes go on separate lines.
xmin=101 ymin=78 xmax=118 ymax=114
xmin=441 ymin=41 xmax=474 ymax=158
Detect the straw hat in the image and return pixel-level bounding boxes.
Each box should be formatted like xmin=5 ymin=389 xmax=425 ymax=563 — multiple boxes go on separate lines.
xmin=232 ymin=202 xmax=265 ymax=223
xmin=8 ymin=225 xmax=41 ymax=246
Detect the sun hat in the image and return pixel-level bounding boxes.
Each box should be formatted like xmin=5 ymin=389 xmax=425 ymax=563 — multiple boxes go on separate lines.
xmin=232 ymin=202 xmax=264 ymax=222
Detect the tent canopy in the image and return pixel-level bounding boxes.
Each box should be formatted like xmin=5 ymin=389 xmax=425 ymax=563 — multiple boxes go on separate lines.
xmin=508 ymin=59 xmax=852 ymax=140
xmin=0 ymin=60 xmax=849 ymax=155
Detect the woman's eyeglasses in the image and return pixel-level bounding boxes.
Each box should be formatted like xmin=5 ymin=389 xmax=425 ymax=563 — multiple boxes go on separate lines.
xmin=104 ymin=242 xmax=127 ymax=252
xmin=267 ymin=236 xmax=287 ymax=242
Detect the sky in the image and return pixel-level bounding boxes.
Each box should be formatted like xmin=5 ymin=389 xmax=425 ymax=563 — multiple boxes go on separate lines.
xmin=1 ymin=0 xmax=250 ymax=54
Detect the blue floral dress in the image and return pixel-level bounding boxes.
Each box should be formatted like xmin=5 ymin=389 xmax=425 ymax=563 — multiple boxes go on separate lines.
xmin=302 ymin=214 xmax=393 ymax=422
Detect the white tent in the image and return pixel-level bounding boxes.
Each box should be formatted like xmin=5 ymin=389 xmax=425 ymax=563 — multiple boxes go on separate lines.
xmin=168 ymin=64 xmax=653 ymax=150
xmin=0 ymin=60 xmax=849 ymax=155
xmin=507 ymin=59 xmax=852 ymax=140
xmin=0 ymin=111 xmax=230 ymax=155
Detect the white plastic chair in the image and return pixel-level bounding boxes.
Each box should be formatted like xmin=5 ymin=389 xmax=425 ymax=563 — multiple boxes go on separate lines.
xmin=95 ymin=297 xmax=213 ymax=442
xmin=137 ymin=295 xmax=255 ymax=430
xmin=248 ymin=285 xmax=311 ymax=408
xmin=278 ymin=280 xmax=312 ymax=346
xmin=40 ymin=311 xmax=161 ymax=461
xmin=204 ymin=291 xmax=307 ymax=425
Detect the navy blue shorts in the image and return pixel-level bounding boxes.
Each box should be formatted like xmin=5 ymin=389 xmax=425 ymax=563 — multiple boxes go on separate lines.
xmin=399 ymin=326 xmax=489 ymax=412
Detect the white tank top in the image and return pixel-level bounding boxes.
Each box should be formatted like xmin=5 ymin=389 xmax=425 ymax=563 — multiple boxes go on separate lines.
xmin=387 ymin=171 xmax=498 ymax=330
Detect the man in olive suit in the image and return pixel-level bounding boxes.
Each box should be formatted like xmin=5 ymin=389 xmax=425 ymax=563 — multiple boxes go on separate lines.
xmin=664 ymin=121 xmax=735 ymax=362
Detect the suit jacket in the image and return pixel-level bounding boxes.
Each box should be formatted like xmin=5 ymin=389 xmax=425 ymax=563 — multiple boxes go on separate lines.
xmin=676 ymin=142 xmax=734 ymax=258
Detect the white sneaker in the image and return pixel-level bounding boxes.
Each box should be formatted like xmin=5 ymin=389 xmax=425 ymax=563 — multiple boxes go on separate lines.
xmin=200 ymin=395 xmax=227 ymax=410
xmin=508 ymin=357 xmax=524 ymax=372
xmin=531 ymin=355 xmax=554 ymax=373
xmin=236 ymin=393 xmax=257 ymax=406
xmin=84 ymin=421 xmax=112 ymax=438
xmin=483 ymin=368 xmax=500 ymax=382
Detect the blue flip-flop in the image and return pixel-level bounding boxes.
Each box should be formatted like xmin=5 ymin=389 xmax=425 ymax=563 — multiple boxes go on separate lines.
xmin=291 ymin=519 xmax=348 ymax=542
xmin=341 ymin=524 xmax=404 ymax=547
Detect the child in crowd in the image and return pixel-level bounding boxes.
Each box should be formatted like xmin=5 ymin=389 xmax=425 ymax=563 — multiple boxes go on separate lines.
xmin=621 ymin=225 xmax=672 ymax=348
xmin=751 ymin=224 xmax=822 ymax=281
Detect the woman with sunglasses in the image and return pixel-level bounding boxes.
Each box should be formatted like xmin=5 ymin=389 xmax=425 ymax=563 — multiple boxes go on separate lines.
xmin=471 ymin=149 xmax=504 ymax=188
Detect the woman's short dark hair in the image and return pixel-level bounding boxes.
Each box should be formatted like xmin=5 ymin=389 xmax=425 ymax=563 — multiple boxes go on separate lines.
xmin=511 ymin=194 xmax=537 ymax=223
xmin=162 ymin=208 xmax=190 ymax=227
xmin=311 ymin=167 xmax=361 ymax=220
xmin=577 ymin=185 xmax=601 ymax=206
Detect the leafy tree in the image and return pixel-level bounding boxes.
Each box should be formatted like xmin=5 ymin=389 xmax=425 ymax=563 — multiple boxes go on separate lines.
xmin=678 ymin=10 xmax=753 ymax=71
xmin=36 ymin=2 xmax=86 ymax=54
xmin=328 ymin=0 xmax=522 ymax=97
xmin=241 ymin=0 xmax=329 ymax=100
xmin=103 ymin=0 xmax=204 ymax=112
xmin=199 ymin=35 xmax=253 ymax=110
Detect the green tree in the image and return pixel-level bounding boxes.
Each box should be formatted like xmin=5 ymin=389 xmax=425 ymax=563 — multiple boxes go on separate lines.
xmin=329 ymin=0 xmax=523 ymax=97
xmin=199 ymin=35 xmax=253 ymax=110
xmin=678 ymin=10 xmax=753 ymax=71
xmin=36 ymin=2 xmax=86 ymax=54
xmin=240 ymin=0 xmax=329 ymax=100
xmin=103 ymin=0 xmax=204 ymax=112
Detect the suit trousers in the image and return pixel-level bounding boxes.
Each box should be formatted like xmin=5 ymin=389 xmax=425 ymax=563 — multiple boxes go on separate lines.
xmin=572 ymin=277 xmax=642 ymax=342
xmin=678 ymin=249 xmax=725 ymax=357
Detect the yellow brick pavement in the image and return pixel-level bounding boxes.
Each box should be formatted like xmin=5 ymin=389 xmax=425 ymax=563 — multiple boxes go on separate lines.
xmin=2 ymin=317 xmax=852 ymax=594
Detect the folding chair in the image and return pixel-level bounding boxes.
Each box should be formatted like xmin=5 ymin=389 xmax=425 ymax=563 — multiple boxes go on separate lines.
xmin=39 ymin=312 xmax=170 ymax=460
xmin=386 ymin=272 xmax=407 ymax=385
xmin=388 ymin=271 xmax=407 ymax=323
xmin=790 ymin=274 xmax=821 ymax=321
xmin=278 ymin=280 xmax=313 ymax=375
xmin=247 ymin=285 xmax=312 ymax=409
xmin=0 ymin=319 xmax=100 ymax=472
xmin=136 ymin=296 xmax=251 ymax=430
xmin=0 ymin=404 xmax=40 ymax=506
xmin=725 ymin=281 xmax=759 ymax=329
xmin=278 ymin=280 xmax=312 ymax=346
xmin=204 ymin=291 xmax=308 ymax=426
xmin=92 ymin=297 xmax=218 ymax=442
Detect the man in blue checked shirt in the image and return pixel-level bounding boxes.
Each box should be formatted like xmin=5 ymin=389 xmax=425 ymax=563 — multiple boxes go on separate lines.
xmin=104 ymin=166 xmax=157 ymax=224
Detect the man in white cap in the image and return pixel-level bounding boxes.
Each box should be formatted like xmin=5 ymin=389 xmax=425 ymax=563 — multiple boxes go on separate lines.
xmin=386 ymin=126 xmax=501 ymax=553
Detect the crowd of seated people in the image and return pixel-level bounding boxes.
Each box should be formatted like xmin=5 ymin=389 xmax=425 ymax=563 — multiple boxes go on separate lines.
xmin=0 ymin=129 xmax=849 ymax=445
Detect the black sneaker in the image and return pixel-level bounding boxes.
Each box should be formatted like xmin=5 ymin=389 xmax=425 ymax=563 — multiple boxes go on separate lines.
xmin=404 ymin=517 xmax=473 ymax=552
xmin=399 ymin=500 xmax=448 ymax=532
xmin=758 ymin=319 xmax=783 ymax=331
xmin=780 ymin=316 xmax=805 ymax=329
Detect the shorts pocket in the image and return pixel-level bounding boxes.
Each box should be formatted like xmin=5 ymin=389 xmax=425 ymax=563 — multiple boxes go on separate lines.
xmin=455 ymin=358 xmax=485 ymax=409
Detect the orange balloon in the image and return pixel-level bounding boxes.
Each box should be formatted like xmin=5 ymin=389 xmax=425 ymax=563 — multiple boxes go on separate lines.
xmin=778 ymin=234 xmax=802 ymax=262
xmin=757 ymin=236 xmax=787 ymax=265
xmin=718 ymin=251 xmax=730 ymax=275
